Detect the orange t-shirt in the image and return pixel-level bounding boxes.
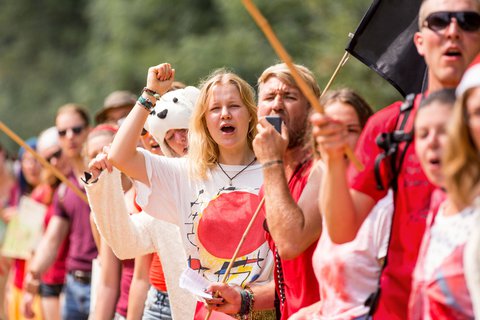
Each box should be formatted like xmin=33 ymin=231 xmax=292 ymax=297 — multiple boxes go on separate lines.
xmin=149 ymin=253 xmax=166 ymax=292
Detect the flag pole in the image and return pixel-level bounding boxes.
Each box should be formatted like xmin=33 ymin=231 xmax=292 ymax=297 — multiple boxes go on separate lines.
xmin=242 ymin=0 xmax=363 ymax=171
xmin=320 ymin=51 xmax=350 ymax=98
xmin=0 ymin=120 xmax=89 ymax=204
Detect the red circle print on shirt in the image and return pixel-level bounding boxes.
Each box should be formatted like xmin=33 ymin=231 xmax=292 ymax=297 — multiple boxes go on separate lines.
xmin=197 ymin=191 xmax=265 ymax=259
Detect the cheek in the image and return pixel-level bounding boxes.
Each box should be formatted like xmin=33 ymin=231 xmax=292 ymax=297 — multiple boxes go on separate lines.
xmin=471 ymin=127 xmax=480 ymax=150
xmin=257 ymin=104 xmax=271 ymax=117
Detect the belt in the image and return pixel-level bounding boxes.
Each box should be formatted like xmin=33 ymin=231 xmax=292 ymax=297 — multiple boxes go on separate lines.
xmin=68 ymin=270 xmax=91 ymax=284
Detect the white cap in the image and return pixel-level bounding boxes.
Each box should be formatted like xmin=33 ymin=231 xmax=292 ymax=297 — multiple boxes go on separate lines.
xmin=457 ymin=64 xmax=480 ymax=97
xmin=37 ymin=127 xmax=59 ymax=153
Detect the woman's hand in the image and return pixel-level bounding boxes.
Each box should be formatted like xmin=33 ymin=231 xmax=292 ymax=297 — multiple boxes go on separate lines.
xmin=204 ymin=282 xmax=242 ymax=314
xmin=146 ymin=63 xmax=175 ymax=96
xmin=87 ymin=146 xmax=113 ymax=181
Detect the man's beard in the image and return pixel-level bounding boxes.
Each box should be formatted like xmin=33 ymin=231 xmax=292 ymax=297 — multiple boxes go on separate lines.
xmin=287 ymin=116 xmax=311 ymax=149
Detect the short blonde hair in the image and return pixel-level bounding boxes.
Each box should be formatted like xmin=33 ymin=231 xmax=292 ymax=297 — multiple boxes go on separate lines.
xmin=443 ymin=88 xmax=480 ymax=208
xmin=257 ymin=62 xmax=320 ymax=102
xmin=418 ymin=0 xmax=480 ymax=29
xmin=188 ymin=69 xmax=257 ymax=179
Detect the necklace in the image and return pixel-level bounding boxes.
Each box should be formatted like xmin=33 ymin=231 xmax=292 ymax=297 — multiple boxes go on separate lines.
xmin=217 ymin=157 xmax=257 ymax=187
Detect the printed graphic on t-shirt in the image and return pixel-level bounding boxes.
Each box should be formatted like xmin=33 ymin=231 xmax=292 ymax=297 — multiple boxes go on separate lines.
xmin=186 ymin=188 xmax=269 ymax=286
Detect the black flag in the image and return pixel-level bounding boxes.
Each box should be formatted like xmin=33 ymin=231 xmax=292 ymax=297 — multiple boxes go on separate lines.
xmin=346 ymin=0 xmax=426 ymax=97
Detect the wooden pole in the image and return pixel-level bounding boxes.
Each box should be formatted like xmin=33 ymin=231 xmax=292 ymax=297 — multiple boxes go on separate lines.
xmin=242 ymin=0 xmax=363 ymax=171
xmin=0 ymin=120 xmax=89 ymax=204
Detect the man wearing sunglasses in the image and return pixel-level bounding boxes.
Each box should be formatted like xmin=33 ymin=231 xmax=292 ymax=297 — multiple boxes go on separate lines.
xmin=311 ymin=0 xmax=480 ymax=319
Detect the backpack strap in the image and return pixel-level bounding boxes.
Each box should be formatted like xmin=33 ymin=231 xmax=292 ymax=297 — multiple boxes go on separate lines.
xmin=366 ymin=93 xmax=418 ymax=316
xmin=374 ymin=93 xmax=415 ymax=191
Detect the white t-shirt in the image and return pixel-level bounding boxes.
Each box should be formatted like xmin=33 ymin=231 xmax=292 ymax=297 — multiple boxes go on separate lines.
xmin=134 ymin=148 xmax=274 ymax=287
xmin=311 ymin=191 xmax=393 ymax=319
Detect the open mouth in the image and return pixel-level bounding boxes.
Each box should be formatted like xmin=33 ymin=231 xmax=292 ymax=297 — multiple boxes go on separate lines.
xmin=221 ymin=125 xmax=235 ymax=133
xmin=150 ymin=143 xmax=160 ymax=149
xmin=429 ymin=158 xmax=441 ymax=166
xmin=444 ymin=48 xmax=461 ymax=58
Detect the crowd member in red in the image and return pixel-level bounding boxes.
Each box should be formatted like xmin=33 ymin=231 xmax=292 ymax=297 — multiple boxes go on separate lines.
xmin=311 ymin=0 xmax=480 ymax=318
xmin=23 ymin=127 xmax=71 ymax=320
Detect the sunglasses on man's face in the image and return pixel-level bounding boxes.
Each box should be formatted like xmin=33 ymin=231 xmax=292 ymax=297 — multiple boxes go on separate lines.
xmin=46 ymin=149 xmax=62 ymax=163
xmin=423 ymin=11 xmax=480 ymax=32
xmin=58 ymin=125 xmax=85 ymax=137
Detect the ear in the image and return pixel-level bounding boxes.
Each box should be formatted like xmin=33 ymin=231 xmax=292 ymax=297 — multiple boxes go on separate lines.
xmin=413 ymin=31 xmax=426 ymax=57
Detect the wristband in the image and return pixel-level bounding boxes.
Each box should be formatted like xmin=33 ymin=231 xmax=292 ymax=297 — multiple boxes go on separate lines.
xmin=141 ymin=87 xmax=158 ymax=97
xmin=262 ymin=159 xmax=283 ymax=169
xmin=137 ymin=96 xmax=155 ymax=111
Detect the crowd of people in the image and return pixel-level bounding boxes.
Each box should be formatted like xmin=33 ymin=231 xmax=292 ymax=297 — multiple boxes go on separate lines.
xmin=0 ymin=0 xmax=479 ymax=319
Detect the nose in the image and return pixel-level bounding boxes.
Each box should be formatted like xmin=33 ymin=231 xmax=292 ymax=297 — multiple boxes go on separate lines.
xmin=220 ymin=106 xmax=231 ymax=119
xmin=445 ymin=18 xmax=460 ymax=38
xmin=271 ymin=95 xmax=285 ymax=113
xmin=427 ymin=130 xmax=440 ymax=148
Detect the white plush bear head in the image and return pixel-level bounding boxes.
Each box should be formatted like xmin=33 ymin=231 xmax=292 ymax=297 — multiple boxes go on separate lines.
xmin=144 ymin=86 xmax=200 ymax=157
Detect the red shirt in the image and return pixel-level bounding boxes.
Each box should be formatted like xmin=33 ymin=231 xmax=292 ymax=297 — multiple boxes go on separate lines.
xmin=264 ymin=159 xmax=320 ymax=319
xmin=348 ymin=96 xmax=435 ymax=319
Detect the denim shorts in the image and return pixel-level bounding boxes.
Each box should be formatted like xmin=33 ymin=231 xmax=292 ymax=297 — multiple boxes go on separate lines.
xmin=39 ymin=283 xmax=64 ymax=298
xmin=142 ymin=287 xmax=172 ymax=320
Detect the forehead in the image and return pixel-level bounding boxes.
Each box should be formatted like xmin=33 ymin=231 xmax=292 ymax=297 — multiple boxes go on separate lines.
xmin=259 ymin=76 xmax=299 ymax=94
xmin=416 ymin=102 xmax=452 ymax=124
xmin=325 ymin=101 xmax=360 ymax=124
xmin=421 ymin=0 xmax=480 ymax=18
xmin=209 ymin=83 xmax=241 ymax=103
xmin=87 ymin=135 xmax=113 ymax=157
xmin=56 ymin=111 xmax=85 ymax=127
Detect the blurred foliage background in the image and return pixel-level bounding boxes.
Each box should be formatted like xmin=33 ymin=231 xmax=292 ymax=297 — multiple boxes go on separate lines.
xmin=0 ymin=0 xmax=402 ymax=154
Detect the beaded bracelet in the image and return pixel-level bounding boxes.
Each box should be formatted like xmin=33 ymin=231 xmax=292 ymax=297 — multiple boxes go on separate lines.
xmin=142 ymin=87 xmax=158 ymax=97
xmin=137 ymin=96 xmax=155 ymax=111
xmin=262 ymin=159 xmax=283 ymax=169
xmin=245 ymin=286 xmax=255 ymax=314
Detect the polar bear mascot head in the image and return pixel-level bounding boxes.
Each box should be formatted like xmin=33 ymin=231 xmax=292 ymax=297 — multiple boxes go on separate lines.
xmin=144 ymin=86 xmax=200 ymax=157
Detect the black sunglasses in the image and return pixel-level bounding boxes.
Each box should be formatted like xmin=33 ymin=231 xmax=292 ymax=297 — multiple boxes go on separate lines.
xmin=46 ymin=149 xmax=62 ymax=162
xmin=58 ymin=125 xmax=85 ymax=137
xmin=423 ymin=11 xmax=480 ymax=32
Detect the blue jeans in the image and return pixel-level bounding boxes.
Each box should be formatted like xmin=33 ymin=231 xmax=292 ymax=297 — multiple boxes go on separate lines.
xmin=62 ymin=273 xmax=91 ymax=320
xmin=142 ymin=287 xmax=172 ymax=320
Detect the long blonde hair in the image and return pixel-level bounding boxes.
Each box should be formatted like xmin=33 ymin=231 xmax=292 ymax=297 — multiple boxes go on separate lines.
xmin=188 ymin=69 xmax=257 ymax=180
xmin=443 ymin=88 xmax=480 ymax=208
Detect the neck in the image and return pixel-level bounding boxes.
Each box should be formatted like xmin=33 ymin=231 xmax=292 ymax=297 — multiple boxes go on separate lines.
xmin=428 ymin=77 xmax=459 ymax=93
xmin=218 ymin=146 xmax=255 ymax=165
xmin=71 ymin=157 xmax=86 ymax=178
xmin=284 ymin=144 xmax=312 ymax=178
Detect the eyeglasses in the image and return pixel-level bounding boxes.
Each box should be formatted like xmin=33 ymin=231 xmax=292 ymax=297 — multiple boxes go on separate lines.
xmin=58 ymin=125 xmax=85 ymax=137
xmin=423 ymin=11 xmax=480 ymax=32
xmin=46 ymin=149 xmax=62 ymax=163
